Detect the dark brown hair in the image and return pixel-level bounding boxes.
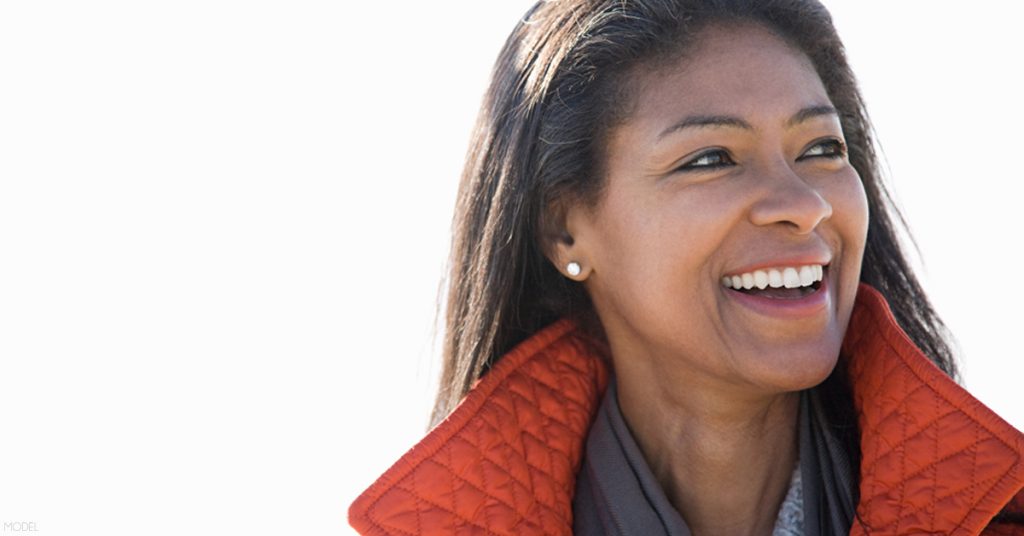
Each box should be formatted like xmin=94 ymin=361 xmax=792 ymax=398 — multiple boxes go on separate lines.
xmin=432 ymin=0 xmax=958 ymax=426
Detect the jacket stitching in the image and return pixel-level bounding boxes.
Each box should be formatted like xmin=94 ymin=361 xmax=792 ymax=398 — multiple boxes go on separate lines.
xmin=365 ymin=470 xmax=422 ymax=536
xmin=445 ymin=439 xmax=465 ymax=531
xmin=366 ymin=480 xmax=421 ymax=536
xmin=367 ymin=486 xmax=420 ymax=536
xmin=480 ymin=375 xmax=586 ymax=508
xmin=427 ymin=456 xmax=546 ymax=532
xmin=447 ymin=428 xmax=570 ymax=523
xmin=864 ymin=436 xmax=998 ymax=501
xmin=393 ymin=480 xmax=509 ymax=535
xmin=468 ymin=414 xmax=557 ymax=514
xmin=495 ymin=387 xmax=527 ymax=531
xmin=524 ymin=364 xmax=557 ymax=528
xmin=966 ymin=420 xmax=981 ymax=533
xmin=450 ymin=431 xmax=559 ymax=520
xmin=477 ymin=413 xmax=509 ymax=533
xmin=894 ymin=360 xmax=909 ymax=535
xmin=884 ymin=460 xmax=1002 ymax=532
xmin=866 ymin=406 xmax=962 ymax=467
xmin=930 ymin=391 xmax=940 ymax=531
xmin=526 ymin=368 xmax=562 ymax=528
xmin=411 ymin=465 xmax=424 ymax=535
xmin=370 ymin=515 xmax=419 ymax=536
xmin=514 ymin=360 xmax=592 ymax=419
xmin=448 ymin=429 xmax=568 ymax=518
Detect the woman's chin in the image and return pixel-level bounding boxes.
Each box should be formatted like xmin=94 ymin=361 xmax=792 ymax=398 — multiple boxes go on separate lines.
xmin=740 ymin=340 xmax=843 ymax=394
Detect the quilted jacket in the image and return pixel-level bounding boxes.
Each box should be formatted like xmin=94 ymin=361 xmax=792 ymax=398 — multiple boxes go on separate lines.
xmin=350 ymin=284 xmax=1024 ymax=535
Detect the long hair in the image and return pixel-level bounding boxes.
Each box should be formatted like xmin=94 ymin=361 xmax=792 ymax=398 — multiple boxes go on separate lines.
xmin=432 ymin=0 xmax=958 ymax=426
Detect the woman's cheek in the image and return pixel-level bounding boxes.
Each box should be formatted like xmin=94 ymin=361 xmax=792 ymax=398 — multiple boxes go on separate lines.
xmin=838 ymin=169 xmax=870 ymax=244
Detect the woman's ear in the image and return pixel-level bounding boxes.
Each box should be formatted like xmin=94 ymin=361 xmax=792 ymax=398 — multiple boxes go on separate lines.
xmin=540 ymin=200 xmax=593 ymax=282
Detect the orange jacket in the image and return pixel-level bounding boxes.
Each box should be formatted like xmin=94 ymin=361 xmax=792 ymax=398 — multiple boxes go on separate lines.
xmin=350 ymin=284 xmax=1024 ymax=535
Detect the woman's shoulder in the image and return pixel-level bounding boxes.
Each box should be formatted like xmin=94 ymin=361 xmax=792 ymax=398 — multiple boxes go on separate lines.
xmin=348 ymin=318 xmax=609 ymax=535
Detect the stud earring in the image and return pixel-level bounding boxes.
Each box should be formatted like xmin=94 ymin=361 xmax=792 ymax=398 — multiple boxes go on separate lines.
xmin=566 ymin=262 xmax=581 ymax=277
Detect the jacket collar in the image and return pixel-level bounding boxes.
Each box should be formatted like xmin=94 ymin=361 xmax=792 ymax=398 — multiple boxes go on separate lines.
xmin=842 ymin=284 xmax=1024 ymax=534
xmin=350 ymin=283 xmax=1024 ymax=535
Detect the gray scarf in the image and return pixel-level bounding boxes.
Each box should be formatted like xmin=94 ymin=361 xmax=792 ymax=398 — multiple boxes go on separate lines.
xmin=572 ymin=383 xmax=855 ymax=535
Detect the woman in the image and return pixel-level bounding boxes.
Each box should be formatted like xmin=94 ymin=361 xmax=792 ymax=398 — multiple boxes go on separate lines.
xmin=350 ymin=1 xmax=1024 ymax=534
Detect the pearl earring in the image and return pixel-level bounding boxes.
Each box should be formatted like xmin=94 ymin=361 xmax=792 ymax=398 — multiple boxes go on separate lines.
xmin=566 ymin=262 xmax=581 ymax=277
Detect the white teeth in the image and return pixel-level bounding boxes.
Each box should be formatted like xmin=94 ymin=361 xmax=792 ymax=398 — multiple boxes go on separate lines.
xmin=783 ymin=267 xmax=800 ymax=288
xmin=722 ymin=264 xmax=826 ymax=290
xmin=799 ymin=266 xmax=815 ymax=287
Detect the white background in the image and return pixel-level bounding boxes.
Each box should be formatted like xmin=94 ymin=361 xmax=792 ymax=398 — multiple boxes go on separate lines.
xmin=0 ymin=2 xmax=1020 ymax=535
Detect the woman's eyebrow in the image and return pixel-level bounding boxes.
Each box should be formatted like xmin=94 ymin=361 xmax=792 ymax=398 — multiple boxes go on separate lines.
xmin=657 ymin=105 xmax=840 ymax=140
xmin=657 ymin=115 xmax=753 ymax=140
xmin=785 ymin=105 xmax=839 ymax=128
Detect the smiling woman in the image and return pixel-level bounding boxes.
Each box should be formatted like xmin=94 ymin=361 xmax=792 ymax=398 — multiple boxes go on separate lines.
xmin=554 ymin=26 xmax=869 ymax=414
xmin=348 ymin=1 xmax=1024 ymax=535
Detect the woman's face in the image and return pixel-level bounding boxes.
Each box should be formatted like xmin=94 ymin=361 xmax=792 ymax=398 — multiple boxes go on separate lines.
xmin=559 ymin=24 xmax=869 ymax=395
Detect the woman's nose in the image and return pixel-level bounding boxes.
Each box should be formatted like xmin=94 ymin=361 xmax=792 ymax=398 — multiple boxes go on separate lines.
xmin=747 ymin=165 xmax=833 ymax=234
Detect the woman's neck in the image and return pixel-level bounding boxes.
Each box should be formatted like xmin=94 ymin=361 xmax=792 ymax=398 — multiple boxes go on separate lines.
xmin=616 ymin=372 xmax=800 ymax=536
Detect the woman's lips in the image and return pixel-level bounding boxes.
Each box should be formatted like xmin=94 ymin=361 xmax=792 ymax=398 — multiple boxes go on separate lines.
xmin=723 ymin=266 xmax=831 ymax=318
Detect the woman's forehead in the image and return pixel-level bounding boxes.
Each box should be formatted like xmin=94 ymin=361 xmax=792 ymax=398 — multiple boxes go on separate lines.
xmin=623 ymin=24 xmax=829 ymax=134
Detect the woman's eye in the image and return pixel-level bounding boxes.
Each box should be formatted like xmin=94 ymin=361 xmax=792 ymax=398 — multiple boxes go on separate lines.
xmin=799 ymin=139 xmax=847 ymax=160
xmin=678 ymin=149 xmax=735 ymax=172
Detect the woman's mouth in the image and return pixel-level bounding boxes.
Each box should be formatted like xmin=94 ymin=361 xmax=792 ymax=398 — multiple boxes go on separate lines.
xmin=720 ymin=264 xmax=831 ymax=318
xmin=721 ymin=264 xmax=824 ymax=298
